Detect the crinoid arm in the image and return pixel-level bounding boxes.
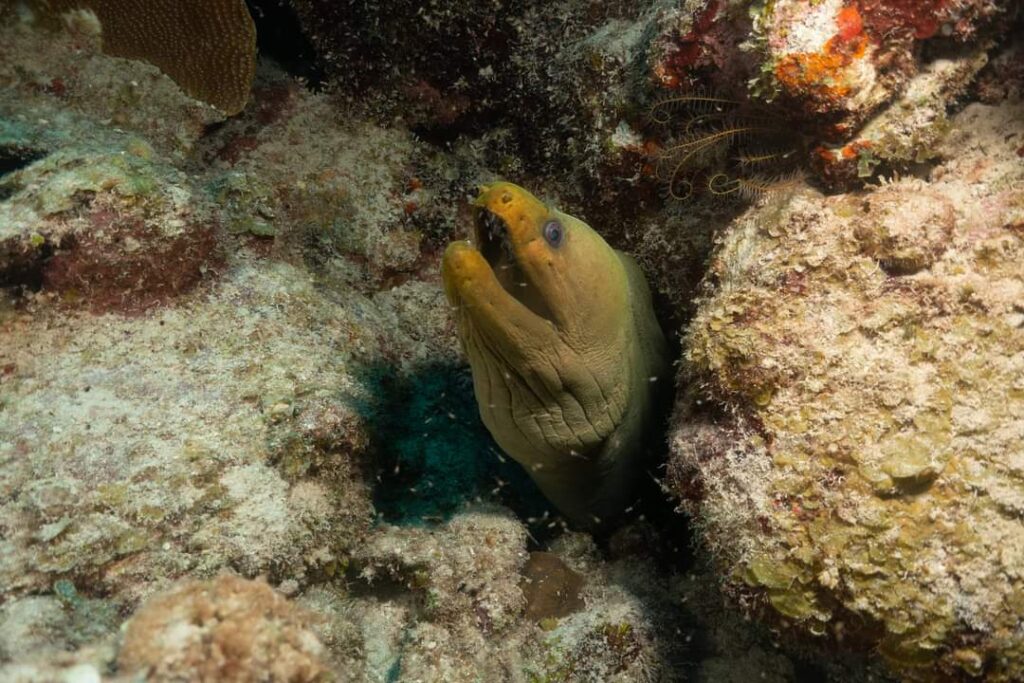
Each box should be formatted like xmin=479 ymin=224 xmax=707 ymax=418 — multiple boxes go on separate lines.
xmin=647 ymin=90 xmax=741 ymax=125
xmin=648 ymin=88 xmax=809 ymax=202
xmin=734 ymin=171 xmax=806 ymax=201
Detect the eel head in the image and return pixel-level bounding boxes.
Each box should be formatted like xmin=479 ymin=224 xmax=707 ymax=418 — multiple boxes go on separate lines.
xmin=441 ymin=182 xmax=631 ymax=463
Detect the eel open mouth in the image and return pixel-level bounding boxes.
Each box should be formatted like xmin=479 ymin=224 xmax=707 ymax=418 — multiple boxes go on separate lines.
xmin=475 ymin=206 xmax=515 ymax=273
xmin=472 ymin=206 xmax=556 ymax=325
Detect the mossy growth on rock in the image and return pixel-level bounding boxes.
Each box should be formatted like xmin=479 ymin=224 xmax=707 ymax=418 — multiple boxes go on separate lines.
xmin=117 ymin=574 xmax=330 ymax=681
xmin=0 ymin=141 xmax=223 ymax=313
xmin=671 ymin=100 xmax=1024 ymax=681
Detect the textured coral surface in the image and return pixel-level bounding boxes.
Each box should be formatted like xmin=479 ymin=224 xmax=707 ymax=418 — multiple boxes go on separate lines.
xmin=118 ymin=575 xmax=330 ymax=682
xmin=672 ymin=99 xmax=1024 ymax=680
xmin=28 ymin=0 xmax=256 ymax=114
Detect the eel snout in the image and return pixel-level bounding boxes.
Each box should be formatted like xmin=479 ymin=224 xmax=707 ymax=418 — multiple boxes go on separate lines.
xmin=469 ymin=204 xmax=555 ymax=324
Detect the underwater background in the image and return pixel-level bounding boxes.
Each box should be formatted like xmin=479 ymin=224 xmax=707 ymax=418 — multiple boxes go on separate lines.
xmin=1 ymin=0 xmax=1023 ymax=681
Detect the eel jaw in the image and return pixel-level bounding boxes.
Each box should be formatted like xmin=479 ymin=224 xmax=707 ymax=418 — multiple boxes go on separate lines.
xmin=469 ymin=205 xmax=557 ymax=325
xmin=474 ymin=205 xmax=516 ymax=276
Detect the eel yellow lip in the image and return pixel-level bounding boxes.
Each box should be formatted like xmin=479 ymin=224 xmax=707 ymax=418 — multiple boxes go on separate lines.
xmin=471 ymin=181 xmax=550 ymax=250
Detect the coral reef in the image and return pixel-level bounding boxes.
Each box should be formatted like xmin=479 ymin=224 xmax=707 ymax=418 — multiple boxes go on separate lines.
xmin=281 ymin=0 xmax=1014 ymax=222
xmin=0 ymin=254 xmax=382 ymax=599
xmin=286 ymin=0 xmax=670 ymax=224
xmin=0 ymin=16 xmax=222 ymax=156
xmin=0 ymin=142 xmax=223 ymax=313
xmin=670 ymin=97 xmax=1024 ymax=680
xmin=0 ymin=31 xmax=462 ymax=599
xmin=0 ymin=11 xmax=779 ymax=683
xmin=641 ymin=0 xmax=1017 ymax=195
xmin=752 ymin=0 xmax=1007 ymax=126
xmin=3 ymin=0 xmax=1021 ymax=680
xmin=295 ymin=510 xmax=694 ymax=682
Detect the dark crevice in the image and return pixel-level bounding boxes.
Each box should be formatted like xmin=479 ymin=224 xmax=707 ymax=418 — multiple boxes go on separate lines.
xmin=0 ymin=240 xmax=52 ymax=292
xmin=350 ymin=361 xmax=556 ymax=536
xmin=0 ymin=147 xmax=46 ymax=198
xmin=244 ymin=0 xmax=325 ymax=89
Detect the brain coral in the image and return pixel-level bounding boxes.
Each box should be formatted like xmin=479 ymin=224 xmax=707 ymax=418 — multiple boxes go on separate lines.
xmin=34 ymin=0 xmax=255 ymax=114
xmin=669 ymin=100 xmax=1024 ymax=681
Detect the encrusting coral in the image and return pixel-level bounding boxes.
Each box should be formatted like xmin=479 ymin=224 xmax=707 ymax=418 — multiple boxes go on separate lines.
xmin=118 ymin=574 xmax=331 ymax=682
xmin=670 ymin=97 xmax=1024 ymax=681
xmin=27 ymin=0 xmax=256 ymax=115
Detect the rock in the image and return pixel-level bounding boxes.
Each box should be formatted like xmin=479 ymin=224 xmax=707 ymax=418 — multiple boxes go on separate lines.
xmin=813 ymin=49 xmax=990 ymax=187
xmin=291 ymin=508 xmax=694 ymax=682
xmin=285 ymin=0 xmax=692 ymax=226
xmin=118 ymin=574 xmax=330 ymax=682
xmin=645 ymin=0 xmax=1014 ymax=195
xmin=753 ymin=0 xmax=1005 ymax=129
xmin=0 ymin=258 xmax=379 ymax=602
xmin=0 ymin=143 xmax=223 ymax=314
xmin=520 ymin=551 xmax=586 ymax=622
xmin=669 ymin=98 xmax=1024 ymax=681
xmin=0 ymin=16 xmax=222 ymax=157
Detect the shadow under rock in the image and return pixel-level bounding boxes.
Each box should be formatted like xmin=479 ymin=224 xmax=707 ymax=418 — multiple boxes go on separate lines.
xmin=350 ymin=360 xmax=555 ymax=530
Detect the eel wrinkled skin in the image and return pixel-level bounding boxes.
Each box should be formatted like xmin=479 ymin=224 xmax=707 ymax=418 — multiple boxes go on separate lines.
xmin=442 ymin=182 xmax=670 ymax=527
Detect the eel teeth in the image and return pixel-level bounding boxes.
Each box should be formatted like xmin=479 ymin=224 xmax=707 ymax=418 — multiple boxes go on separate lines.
xmin=477 ymin=208 xmax=515 ymax=265
xmin=482 ymin=210 xmax=504 ymax=240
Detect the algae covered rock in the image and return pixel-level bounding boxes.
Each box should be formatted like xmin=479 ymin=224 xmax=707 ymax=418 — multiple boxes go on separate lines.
xmin=289 ymin=508 xmax=693 ymax=683
xmin=118 ymin=574 xmax=329 ymax=682
xmin=0 ymin=13 xmax=224 ymax=156
xmin=286 ymin=0 xmax=703 ymax=223
xmin=640 ymin=0 xmax=1015 ymax=195
xmin=669 ymin=99 xmax=1024 ymax=680
xmin=750 ymin=0 xmax=1006 ymax=127
xmin=0 ymin=258 xmax=381 ymax=602
xmin=0 ymin=141 xmax=222 ymax=313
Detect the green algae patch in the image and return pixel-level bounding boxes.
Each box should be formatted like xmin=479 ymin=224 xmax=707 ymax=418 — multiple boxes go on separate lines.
xmin=745 ymin=555 xmax=800 ymax=592
xmin=767 ymin=590 xmax=822 ymax=622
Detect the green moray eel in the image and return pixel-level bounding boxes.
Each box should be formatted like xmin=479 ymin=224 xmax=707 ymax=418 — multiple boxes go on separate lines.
xmin=441 ymin=182 xmax=670 ymax=527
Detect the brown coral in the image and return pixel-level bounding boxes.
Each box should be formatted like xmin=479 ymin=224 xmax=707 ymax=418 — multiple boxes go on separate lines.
xmin=35 ymin=0 xmax=256 ymax=114
xmin=118 ymin=574 xmax=330 ymax=682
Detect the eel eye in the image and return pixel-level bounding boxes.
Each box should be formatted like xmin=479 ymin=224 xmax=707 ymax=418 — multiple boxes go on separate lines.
xmin=543 ymin=220 xmax=564 ymax=247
